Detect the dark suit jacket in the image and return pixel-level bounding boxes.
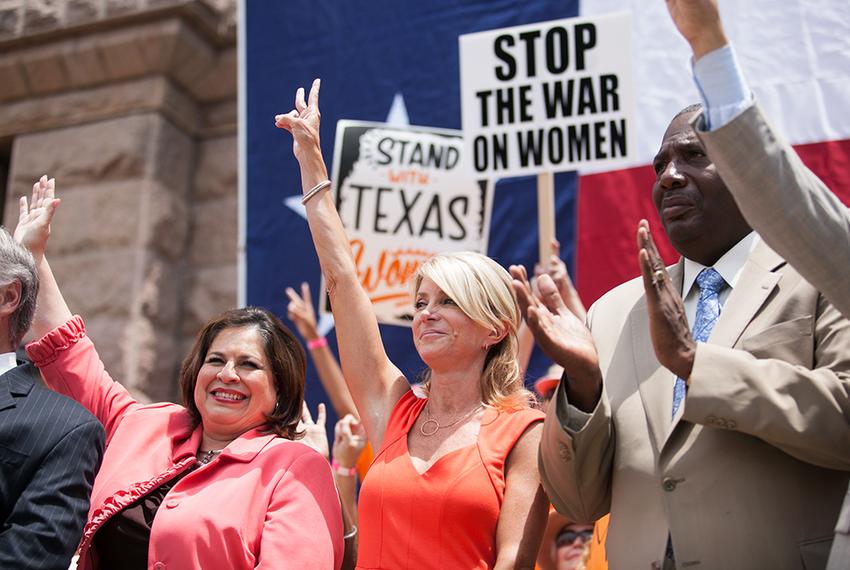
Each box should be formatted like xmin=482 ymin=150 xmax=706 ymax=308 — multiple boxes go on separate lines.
xmin=0 ymin=363 xmax=104 ymax=570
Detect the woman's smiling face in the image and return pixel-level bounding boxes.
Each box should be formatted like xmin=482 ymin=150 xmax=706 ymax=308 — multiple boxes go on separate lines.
xmin=193 ymin=326 xmax=278 ymax=441
xmin=412 ymin=277 xmax=494 ymax=366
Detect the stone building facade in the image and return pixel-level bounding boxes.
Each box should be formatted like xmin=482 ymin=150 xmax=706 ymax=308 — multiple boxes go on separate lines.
xmin=0 ymin=0 xmax=239 ymax=402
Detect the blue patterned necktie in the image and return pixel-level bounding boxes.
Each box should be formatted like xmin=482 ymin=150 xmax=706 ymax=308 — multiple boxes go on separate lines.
xmin=666 ymin=268 xmax=727 ymax=565
xmin=671 ymin=268 xmax=727 ymax=417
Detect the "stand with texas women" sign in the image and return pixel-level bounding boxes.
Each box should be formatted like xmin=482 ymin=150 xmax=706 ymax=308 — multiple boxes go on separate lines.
xmin=324 ymin=121 xmax=494 ymax=326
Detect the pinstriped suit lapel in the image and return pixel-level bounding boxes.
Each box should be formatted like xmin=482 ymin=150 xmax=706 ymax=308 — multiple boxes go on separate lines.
xmin=0 ymin=378 xmax=14 ymax=411
xmin=0 ymin=365 xmax=35 ymax=412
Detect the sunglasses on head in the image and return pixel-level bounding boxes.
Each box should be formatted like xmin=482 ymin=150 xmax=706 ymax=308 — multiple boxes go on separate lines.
xmin=556 ymin=528 xmax=593 ymax=547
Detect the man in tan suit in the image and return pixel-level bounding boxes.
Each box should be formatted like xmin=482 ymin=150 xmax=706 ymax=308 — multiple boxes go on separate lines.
xmin=668 ymin=0 xmax=850 ymax=319
xmin=665 ymin=2 xmax=850 ymax=568
xmin=515 ymin=83 xmax=850 ymax=570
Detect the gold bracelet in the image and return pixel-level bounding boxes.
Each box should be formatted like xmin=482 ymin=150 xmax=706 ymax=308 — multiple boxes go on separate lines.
xmin=301 ymin=179 xmax=332 ymax=205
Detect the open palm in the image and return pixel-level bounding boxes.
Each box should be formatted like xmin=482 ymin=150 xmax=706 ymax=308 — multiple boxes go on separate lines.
xmin=511 ymin=265 xmax=599 ymax=375
xmin=14 ymin=175 xmax=60 ymax=259
xmin=665 ymin=0 xmax=725 ymax=58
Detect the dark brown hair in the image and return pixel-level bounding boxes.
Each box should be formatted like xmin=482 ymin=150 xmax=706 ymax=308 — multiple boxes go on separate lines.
xmin=179 ymin=307 xmax=306 ymax=439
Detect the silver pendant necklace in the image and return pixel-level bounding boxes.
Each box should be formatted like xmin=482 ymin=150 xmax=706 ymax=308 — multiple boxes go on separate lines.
xmin=419 ymin=402 xmax=484 ymax=437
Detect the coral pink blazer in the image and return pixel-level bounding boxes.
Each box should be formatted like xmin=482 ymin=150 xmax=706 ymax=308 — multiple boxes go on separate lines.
xmin=27 ymin=316 xmax=343 ymax=570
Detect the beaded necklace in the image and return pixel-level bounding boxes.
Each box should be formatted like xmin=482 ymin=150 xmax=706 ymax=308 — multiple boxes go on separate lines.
xmin=197 ymin=449 xmax=222 ymax=465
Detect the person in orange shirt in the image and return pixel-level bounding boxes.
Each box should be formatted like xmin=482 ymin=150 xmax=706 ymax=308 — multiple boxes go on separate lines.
xmin=584 ymin=515 xmax=609 ymax=570
xmin=534 ymin=372 xmax=609 ymax=570
xmin=277 ymin=79 xmax=549 ymax=569
xmin=527 ymin=253 xmax=608 ymax=570
xmin=537 ymin=509 xmax=593 ymax=570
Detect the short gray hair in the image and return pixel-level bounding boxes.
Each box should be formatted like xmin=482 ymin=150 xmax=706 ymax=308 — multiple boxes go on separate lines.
xmin=0 ymin=228 xmax=38 ymax=348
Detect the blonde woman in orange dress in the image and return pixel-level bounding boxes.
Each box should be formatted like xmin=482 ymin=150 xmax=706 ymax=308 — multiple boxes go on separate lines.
xmin=276 ymin=79 xmax=549 ymax=569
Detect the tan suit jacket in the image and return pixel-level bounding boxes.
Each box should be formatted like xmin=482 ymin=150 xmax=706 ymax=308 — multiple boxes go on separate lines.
xmin=697 ymin=104 xmax=850 ymax=570
xmin=539 ymin=241 xmax=850 ymax=569
xmin=695 ymin=104 xmax=850 ymax=318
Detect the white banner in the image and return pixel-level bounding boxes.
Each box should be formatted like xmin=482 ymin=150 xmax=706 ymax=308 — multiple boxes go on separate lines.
xmin=460 ymin=12 xmax=636 ymax=178
xmin=324 ymin=121 xmax=494 ymax=326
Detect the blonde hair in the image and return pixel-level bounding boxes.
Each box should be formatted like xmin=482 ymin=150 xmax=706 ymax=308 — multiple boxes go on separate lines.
xmin=413 ymin=252 xmax=534 ymax=409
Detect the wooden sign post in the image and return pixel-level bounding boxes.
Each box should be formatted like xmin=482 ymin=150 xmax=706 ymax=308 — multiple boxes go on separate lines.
xmin=460 ymin=12 xmax=636 ymax=272
xmin=537 ymin=172 xmax=555 ymax=267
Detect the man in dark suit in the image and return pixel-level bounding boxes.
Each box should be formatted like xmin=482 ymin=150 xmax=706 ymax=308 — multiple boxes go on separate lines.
xmin=0 ymin=224 xmax=104 ymax=569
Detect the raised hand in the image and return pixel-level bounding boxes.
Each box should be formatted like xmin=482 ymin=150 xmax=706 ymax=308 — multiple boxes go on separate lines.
xmin=297 ymin=401 xmax=329 ymax=460
xmin=510 ymin=264 xmax=602 ymax=412
xmin=637 ymin=219 xmax=696 ymax=379
xmin=533 ymin=239 xmax=586 ymax=322
xmin=14 ymin=175 xmax=60 ymax=261
xmin=274 ymin=78 xmax=322 ymax=162
xmin=666 ymin=0 xmax=727 ymax=59
xmin=332 ymin=414 xmax=367 ymax=470
xmin=286 ymin=282 xmax=320 ymax=341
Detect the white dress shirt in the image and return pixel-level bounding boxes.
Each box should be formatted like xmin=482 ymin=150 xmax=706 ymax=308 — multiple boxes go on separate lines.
xmin=681 ymin=232 xmax=759 ymax=330
xmin=0 ymin=351 xmax=18 ymax=376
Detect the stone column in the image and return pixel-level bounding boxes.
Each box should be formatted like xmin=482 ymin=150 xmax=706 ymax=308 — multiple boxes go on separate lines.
xmin=0 ymin=0 xmax=237 ymax=402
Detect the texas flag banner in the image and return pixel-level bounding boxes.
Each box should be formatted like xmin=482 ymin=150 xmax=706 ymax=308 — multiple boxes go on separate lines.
xmin=242 ymin=0 xmax=850 ymax=414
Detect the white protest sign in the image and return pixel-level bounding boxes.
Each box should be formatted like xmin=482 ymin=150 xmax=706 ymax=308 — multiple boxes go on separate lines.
xmin=460 ymin=12 xmax=635 ymax=178
xmin=324 ymin=121 xmax=494 ymax=326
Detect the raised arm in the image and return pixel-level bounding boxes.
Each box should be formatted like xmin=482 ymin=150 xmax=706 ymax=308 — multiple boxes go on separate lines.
xmin=275 ymin=80 xmax=409 ymax=449
xmin=332 ymin=413 xmax=367 ymax=569
xmin=286 ymin=283 xmax=358 ymax=418
xmin=511 ymin=266 xmax=613 ymax=522
xmin=534 ymin=239 xmax=587 ymax=323
xmin=665 ymin=0 xmax=727 ymax=59
xmin=519 ymin=240 xmax=587 ymax=378
xmin=13 ymin=176 xmax=72 ymax=339
xmin=510 ymin=266 xmax=601 ymax=412
xmin=16 ymin=176 xmax=140 ymax=436
xmin=668 ymin=1 xmax=850 ymax=317
xmin=639 ymin=219 xmax=850 ymax=469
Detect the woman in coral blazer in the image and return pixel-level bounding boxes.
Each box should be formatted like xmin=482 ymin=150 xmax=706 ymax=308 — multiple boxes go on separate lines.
xmin=16 ymin=176 xmax=343 ymax=569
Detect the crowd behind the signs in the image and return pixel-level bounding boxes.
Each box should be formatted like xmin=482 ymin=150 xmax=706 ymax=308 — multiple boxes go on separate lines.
xmin=2 ymin=1 xmax=850 ymax=569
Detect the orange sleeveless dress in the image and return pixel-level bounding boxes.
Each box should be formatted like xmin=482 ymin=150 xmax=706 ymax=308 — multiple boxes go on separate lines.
xmin=356 ymin=390 xmax=544 ymax=569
